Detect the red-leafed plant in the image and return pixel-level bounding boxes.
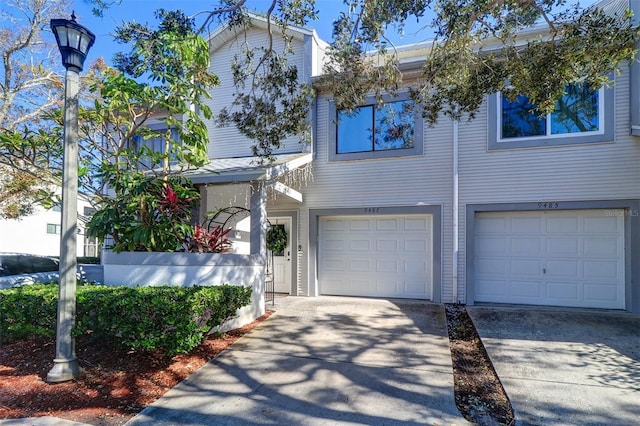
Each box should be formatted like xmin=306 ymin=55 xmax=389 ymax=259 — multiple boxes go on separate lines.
xmin=186 ymin=225 xmax=233 ymax=253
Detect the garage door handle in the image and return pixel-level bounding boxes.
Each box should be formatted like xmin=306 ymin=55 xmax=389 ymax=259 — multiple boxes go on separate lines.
xmin=543 ymin=268 xmax=546 ymax=274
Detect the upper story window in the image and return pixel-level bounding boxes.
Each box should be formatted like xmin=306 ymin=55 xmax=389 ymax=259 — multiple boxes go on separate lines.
xmin=488 ymin=82 xmax=614 ymax=150
xmin=130 ymin=124 xmax=180 ymax=169
xmin=329 ymin=93 xmax=423 ymax=161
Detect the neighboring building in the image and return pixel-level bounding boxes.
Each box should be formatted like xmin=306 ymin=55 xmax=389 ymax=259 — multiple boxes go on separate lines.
xmin=0 ymin=190 xmax=97 ymax=258
xmin=186 ymin=1 xmax=639 ymax=314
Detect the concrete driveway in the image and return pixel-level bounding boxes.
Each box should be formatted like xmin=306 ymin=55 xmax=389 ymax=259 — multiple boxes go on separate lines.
xmin=127 ymin=296 xmax=467 ymax=425
xmin=467 ymin=306 xmax=640 ymax=426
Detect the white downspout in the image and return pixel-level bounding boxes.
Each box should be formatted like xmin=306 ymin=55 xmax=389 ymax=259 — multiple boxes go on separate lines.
xmin=452 ymin=119 xmax=459 ymax=304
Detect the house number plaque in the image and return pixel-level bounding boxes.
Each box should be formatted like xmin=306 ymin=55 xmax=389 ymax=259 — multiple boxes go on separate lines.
xmin=363 ymin=207 xmax=380 ymax=213
xmin=537 ymin=202 xmax=560 ymax=209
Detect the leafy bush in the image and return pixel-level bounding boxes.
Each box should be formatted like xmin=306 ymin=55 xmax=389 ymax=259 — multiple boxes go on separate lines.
xmin=0 ymin=284 xmax=252 ymax=356
xmin=0 ymin=284 xmax=58 ymax=341
xmin=186 ymin=225 xmax=233 ymax=253
xmin=87 ymin=174 xmax=199 ymax=253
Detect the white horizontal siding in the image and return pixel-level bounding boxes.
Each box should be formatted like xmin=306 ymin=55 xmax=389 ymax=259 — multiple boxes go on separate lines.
xmin=459 ymin=68 xmax=639 ymax=203
xmin=456 ymin=67 xmax=640 ymax=303
xmin=206 ymin=28 xmax=309 ymax=159
xmin=286 ymin=94 xmax=455 ymax=301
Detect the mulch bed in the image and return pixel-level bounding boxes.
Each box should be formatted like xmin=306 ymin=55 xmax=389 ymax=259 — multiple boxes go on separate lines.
xmin=2 ymin=305 xmax=514 ymax=425
xmin=445 ymin=304 xmax=515 ymax=425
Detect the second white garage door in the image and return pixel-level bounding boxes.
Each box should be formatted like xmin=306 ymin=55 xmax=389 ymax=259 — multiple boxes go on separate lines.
xmin=474 ymin=210 xmax=624 ymax=309
xmin=319 ymin=214 xmax=432 ymax=299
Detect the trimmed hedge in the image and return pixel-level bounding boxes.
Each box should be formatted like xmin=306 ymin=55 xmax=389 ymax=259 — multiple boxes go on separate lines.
xmin=0 ymin=283 xmax=252 ymax=356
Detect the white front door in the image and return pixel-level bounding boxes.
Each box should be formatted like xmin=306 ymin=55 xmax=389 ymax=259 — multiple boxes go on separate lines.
xmin=269 ymin=217 xmax=292 ymax=294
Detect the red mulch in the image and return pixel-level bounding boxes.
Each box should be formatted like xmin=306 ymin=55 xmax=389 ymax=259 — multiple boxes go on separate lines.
xmin=0 ymin=311 xmax=272 ymax=426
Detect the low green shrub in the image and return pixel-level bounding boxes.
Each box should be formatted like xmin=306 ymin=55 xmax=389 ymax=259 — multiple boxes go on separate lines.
xmin=0 ymin=284 xmax=252 ymax=356
xmin=77 ymin=256 xmax=101 ymax=264
xmin=0 ymin=284 xmax=58 ymax=342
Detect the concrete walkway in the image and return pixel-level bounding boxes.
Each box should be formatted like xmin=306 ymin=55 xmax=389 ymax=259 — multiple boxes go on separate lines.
xmin=467 ymin=306 xmax=640 ymax=426
xmin=126 ymin=296 xmax=466 ymax=425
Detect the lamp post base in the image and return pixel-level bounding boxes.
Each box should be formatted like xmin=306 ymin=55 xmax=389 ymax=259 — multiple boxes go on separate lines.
xmin=46 ymin=357 xmax=82 ymax=382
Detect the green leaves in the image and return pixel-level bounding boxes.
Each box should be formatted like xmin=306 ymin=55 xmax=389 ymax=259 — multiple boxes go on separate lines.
xmin=87 ymin=174 xmax=200 ymax=253
xmin=1 ymin=283 xmax=253 ymax=356
xmin=320 ymin=0 xmax=639 ymax=123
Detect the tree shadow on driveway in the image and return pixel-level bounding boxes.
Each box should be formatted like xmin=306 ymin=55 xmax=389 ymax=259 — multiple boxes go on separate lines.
xmin=467 ymin=306 xmax=640 ymax=426
xmin=127 ymin=296 xmax=468 ymax=425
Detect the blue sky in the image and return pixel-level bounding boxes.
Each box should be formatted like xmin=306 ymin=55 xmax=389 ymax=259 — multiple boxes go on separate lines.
xmin=70 ymin=0 xmax=599 ymax=67
xmin=70 ymin=0 xmax=435 ymax=66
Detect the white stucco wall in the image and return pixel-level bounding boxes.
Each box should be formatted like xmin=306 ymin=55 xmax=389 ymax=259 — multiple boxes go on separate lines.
xmin=0 ymin=192 xmax=95 ymax=257
xmin=102 ymin=251 xmax=266 ymax=330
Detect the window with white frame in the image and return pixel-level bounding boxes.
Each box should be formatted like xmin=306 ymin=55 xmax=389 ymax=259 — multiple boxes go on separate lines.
xmin=47 ymin=223 xmax=61 ymax=234
xmin=489 ymin=82 xmax=613 ymax=150
xmin=329 ymin=94 xmax=423 ymax=161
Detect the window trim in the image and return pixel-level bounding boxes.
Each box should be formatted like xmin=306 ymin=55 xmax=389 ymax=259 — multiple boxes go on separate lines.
xmin=328 ymin=93 xmax=424 ymax=161
xmin=47 ymin=223 xmax=61 ymax=234
xmin=131 ymin=122 xmax=181 ymax=167
xmin=488 ymin=85 xmax=614 ymax=150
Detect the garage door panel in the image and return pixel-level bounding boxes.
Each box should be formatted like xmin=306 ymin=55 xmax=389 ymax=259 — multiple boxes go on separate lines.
xmin=377 ymin=239 xmax=398 ymax=251
xmin=376 ymin=218 xmax=399 ymax=231
xmin=375 ymin=260 xmax=396 ymax=272
xmin=405 ymin=218 xmax=429 ymax=230
xmin=512 ymin=217 xmax=542 ymax=233
xmin=511 ymin=237 xmax=541 ymax=255
xmin=511 ymin=259 xmax=541 ymax=276
xmin=477 ymin=258 xmax=507 ymax=274
xmin=547 ymin=217 xmax=579 ymax=233
xmin=547 ymin=238 xmax=579 ymax=255
xmin=403 ymin=280 xmax=427 ymax=295
xmin=350 ymin=259 xmax=370 ymax=272
xmin=320 ymin=215 xmax=432 ymax=299
xmin=475 ymin=210 xmax=624 ymax=309
xmin=325 ymin=258 xmax=347 ymax=271
xmin=584 ymin=261 xmax=619 ymax=279
xmin=323 ymin=219 xmax=347 ymax=231
xmin=585 ymin=216 xmax=619 ymax=233
xmin=350 ymin=219 xmax=371 ymax=231
xmin=350 ymin=240 xmax=370 ymax=251
xmin=476 ymin=279 xmax=508 ymax=297
xmin=546 ymin=260 xmax=579 ymax=277
xmin=477 ymin=236 xmax=508 ymax=254
xmin=477 ymin=217 xmax=508 ymax=233
xmin=405 ymin=240 xmax=428 ymax=252
xmin=511 ymin=281 xmax=543 ymax=298
xmin=584 ymin=283 xmax=619 ymax=302
xmin=325 ymin=238 xmax=346 ymax=251
xmin=584 ymin=238 xmax=619 ymax=256
xmin=546 ymin=282 xmax=579 ymax=300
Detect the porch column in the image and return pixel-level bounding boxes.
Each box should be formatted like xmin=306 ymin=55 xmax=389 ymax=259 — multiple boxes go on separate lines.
xmin=249 ymin=182 xmax=267 ymax=316
xmin=249 ymin=182 xmax=267 ymax=258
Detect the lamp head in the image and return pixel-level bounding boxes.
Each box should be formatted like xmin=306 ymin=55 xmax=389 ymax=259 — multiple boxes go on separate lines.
xmin=50 ymin=12 xmax=95 ymax=73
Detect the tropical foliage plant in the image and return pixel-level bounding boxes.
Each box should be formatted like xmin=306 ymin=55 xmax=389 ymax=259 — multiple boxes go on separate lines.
xmin=186 ymin=225 xmax=233 ymax=254
xmin=87 ymin=175 xmax=199 ymax=252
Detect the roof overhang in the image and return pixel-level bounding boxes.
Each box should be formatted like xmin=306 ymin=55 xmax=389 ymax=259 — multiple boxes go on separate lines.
xmin=185 ymin=152 xmax=313 ymax=185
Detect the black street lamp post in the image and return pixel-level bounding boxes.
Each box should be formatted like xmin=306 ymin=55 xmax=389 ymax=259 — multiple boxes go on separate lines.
xmin=47 ymin=13 xmax=95 ymax=383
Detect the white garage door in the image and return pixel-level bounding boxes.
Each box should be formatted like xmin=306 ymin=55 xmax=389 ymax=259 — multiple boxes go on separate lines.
xmin=319 ymin=215 xmax=432 ymax=299
xmin=475 ymin=210 xmax=624 ymax=309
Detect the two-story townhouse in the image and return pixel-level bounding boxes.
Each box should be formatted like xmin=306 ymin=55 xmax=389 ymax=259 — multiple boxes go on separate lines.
xmin=189 ymin=1 xmax=639 ymax=314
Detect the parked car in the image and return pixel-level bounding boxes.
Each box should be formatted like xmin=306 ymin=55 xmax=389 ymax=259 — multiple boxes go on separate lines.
xmin=0 ymin=253 xmax=60 ymax=289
